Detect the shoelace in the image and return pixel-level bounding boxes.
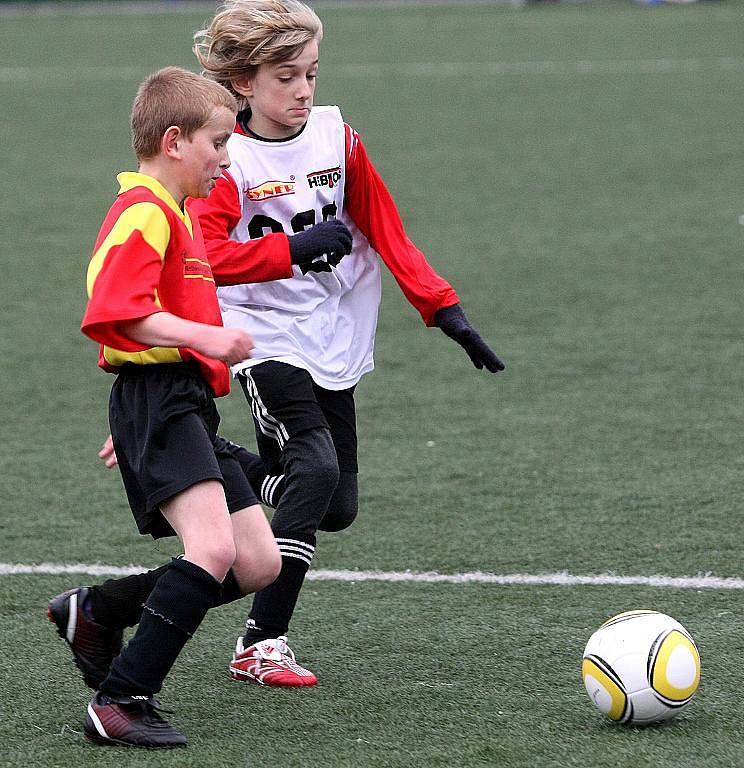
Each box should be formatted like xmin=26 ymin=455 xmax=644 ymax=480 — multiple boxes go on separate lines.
xmin=133 ymin=699 xmax=174 ymax=728
xmin=252 ymin=636 xmax=295 ymax=662
xmin=274 ymin=636 xmax=295 ymax=659
xmin=115 ymin=696 xmax=172 ymax=718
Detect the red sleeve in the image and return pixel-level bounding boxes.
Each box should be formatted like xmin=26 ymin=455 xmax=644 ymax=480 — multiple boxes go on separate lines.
xmin=344 ymin=124 xmax=459 ymax=326
xmin=81 ymin=207 xmax=166 ymax=350
xmin=190 ymin=171 xmax=294 ymax=286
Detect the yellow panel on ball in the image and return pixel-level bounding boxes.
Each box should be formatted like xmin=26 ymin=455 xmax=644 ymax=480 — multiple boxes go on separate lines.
xmin=650 ymin=630 xmax=701 ymax=703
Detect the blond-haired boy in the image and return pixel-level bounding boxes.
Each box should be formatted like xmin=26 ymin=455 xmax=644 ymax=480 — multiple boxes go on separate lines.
xmin=73 ymin=66 xmax=283 ymax=747
xmin=192 ymin=0 xmax=505 ymax=686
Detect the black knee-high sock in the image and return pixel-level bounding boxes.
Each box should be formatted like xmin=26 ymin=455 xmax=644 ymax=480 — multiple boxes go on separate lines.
xmin=89 ymin=565 xmax=169 ymax=629
xmin=258 ymin=474 xmax=286 ymax=508
xmin=219 ymin=569 xmax=247 ymax=605
xmin=89 ymin=564 xmax=246 ymax=631
xmin=230 ymin=443 xmax=286 ymax=508
xmin=242 ymin=428 xmax=337 ymax=644
xmin=99 ymin=558 xmax=221 ymax=697
xmin=243 ymin=534 xmax=315 ymax=644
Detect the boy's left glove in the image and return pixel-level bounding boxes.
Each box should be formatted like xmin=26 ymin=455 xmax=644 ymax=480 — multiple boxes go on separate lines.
xmin=434 ymin=304 xmax=505 ymax=373
xmin=288 ymin=220 xmax=353 ymax=273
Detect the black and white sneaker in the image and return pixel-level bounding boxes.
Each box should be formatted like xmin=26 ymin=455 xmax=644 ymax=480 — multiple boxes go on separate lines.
xmin=47 ymin=587 xmax=123 ymax=689
xmin=84 ymin=691 xmax=187 ymax=748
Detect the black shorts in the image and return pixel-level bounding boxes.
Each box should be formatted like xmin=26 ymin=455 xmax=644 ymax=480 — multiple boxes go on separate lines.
xmin=237 ymin=361 xmax=358 ymax=474
xmin=109 ymin=363 xmax=258 ymax=539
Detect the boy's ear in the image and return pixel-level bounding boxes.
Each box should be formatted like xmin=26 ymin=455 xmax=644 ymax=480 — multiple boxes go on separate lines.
xmin=232 ymin=76 xmax=254 ymax=99
xmin=161 ymin=125 xmax=183 ymax=159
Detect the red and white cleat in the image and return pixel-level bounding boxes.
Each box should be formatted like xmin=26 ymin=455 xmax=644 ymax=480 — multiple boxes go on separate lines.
xmin=229 ymin=636 xmax=318 ymax=687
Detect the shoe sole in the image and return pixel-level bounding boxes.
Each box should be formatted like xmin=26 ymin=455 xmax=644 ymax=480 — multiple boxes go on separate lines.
xmin=84 ymin=730 xmax=187 ymax=749
xmin=47 ymin=590 xmax=107 ymax=690
xmin=47 ymin=590 xmax=77 ymax=643
xmin=84 ymin=711 xmax=187 ymax=749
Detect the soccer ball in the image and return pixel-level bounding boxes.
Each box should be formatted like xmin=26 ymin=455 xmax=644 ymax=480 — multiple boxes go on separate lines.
xmin=582 ymin=610 xmax=700 ymax=725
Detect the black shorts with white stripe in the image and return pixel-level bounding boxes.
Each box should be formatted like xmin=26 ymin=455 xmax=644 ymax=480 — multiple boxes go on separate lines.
xmin=237 ymin=361 xmax=358 ymax=474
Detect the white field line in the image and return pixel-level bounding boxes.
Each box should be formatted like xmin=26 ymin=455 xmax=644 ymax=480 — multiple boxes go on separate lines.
xmin=1 ymin=563 xmax=744 ymax=589
xmin=2 ymin=58 xmax=744 ymax=83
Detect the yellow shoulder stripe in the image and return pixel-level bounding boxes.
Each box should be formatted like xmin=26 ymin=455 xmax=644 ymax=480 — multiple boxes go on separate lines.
xmin=102 ymin=345 xmax=183 ymax=367
xmin=87 ymin=202 xmax=171 ymax=298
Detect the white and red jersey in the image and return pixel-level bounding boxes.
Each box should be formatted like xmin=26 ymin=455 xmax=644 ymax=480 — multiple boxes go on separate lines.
xmin=192 ymin=105 xmax=459 ymax=390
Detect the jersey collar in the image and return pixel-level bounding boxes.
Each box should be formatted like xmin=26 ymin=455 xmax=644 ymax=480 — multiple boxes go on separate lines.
xmin=235 ymin=108 xmax=308 ymax=142
xmin=116 ymin=172 xmax=193 ymax=235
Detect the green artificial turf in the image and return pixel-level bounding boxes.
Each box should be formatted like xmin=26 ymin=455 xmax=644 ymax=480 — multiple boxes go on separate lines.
xmin=2 ymin=2 xmax=744 ymax=765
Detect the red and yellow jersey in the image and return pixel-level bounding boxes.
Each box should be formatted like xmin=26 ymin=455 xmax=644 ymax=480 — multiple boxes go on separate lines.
xmin=82 ymin=172 xmax=231 ymax=396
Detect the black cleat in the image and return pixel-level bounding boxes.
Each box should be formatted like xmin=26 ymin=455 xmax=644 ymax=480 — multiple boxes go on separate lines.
xmin=47 ymin=587 xmax=123 ymax=689
xmin=84 ymin=692 xmax=187 ymax=748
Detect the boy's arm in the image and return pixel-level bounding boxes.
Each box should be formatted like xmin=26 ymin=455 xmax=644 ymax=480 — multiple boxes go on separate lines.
xmin=344 ymin=126 xmax=505 ymax=373
xmin=82 ymin=202 xmax=174 ymax=349
xmin=119 ymin=312 xmax=253 ymax=365
xmin=191 ymin=172 xmax=295 ymax=285
xmin=192 ymin=172 xmax=353 ymax=280
xmin=82 ymin=202 xmax=250 ymax=366
xmin=344 ymin=126 xmax=457 ymax=326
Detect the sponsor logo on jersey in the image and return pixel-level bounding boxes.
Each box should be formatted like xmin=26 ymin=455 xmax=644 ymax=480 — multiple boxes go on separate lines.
xmin=182 ymin=252 xmax=215 ymax=282
xmin=307 ymin=166 xmax=342 ymax=189
xmin=246 ymin=180 xmax=296 ymax=201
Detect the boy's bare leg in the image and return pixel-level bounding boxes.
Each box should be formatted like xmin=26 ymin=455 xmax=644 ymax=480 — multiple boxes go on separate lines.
xmin=86 ymin=482 xmax=234 ymax=746
xmin=98 ymin=481 xmax=233 ymax=699
xmin=230 ymin=504 xmax=282 ymax=594
xmin=49 ymin=496 xmax=280 ymax=690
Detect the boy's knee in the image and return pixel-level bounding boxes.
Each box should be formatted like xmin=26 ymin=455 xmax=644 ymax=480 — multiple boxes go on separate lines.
xmin=285 ymin=428 xmax=340 ymax=500
xmin=318 ymin=471 xmax=358 ymax=532
xmin=202 ymin=539 xmax=237 ymax=579
xmin=270 ymin=428 xmax=341 ymax=537
xmin=318 ymin=504 xmax=357 ymax=532
xmin=263 ymin=547 xmax=282 ymax=586
xmin=230 ymin=544 xmax=281 ymax=595
xmin=299 ymin=454 xmax=340 ymax=496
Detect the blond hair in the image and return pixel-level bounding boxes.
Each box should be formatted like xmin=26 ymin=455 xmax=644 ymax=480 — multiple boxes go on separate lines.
xmin=194 ymin=0 xmax=323 ymax=107
xmin=131 ymin=66 xmax=237 ymax=161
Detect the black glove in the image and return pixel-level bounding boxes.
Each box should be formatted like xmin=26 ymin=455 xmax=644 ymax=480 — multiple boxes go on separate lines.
xmin=434 ymin=304 xmax=505 ymax=373
xmin=288 ymin=220 xmax=353 ymax=273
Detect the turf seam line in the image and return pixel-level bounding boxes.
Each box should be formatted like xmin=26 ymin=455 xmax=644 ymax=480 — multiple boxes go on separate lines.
xmin=2 ymin=563 xmax=743 ymax=589
xmin=3 ymin=58 xmax=744 ymax=82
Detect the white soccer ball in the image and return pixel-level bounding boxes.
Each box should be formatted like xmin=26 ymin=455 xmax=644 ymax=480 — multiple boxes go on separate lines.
xmin=582 ymin=610 xmax=700 ymax=725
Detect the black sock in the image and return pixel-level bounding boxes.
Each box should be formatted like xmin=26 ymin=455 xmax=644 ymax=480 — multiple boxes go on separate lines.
xmin=230 ymin=442 xmax=286 ymax=508
xmin=217 ymin=568 xmax=246 ymax=606
xmin=99 ymin=558 xmax=221 ymax=697
xmin=232 ymin=444 xmax=265 ymax=489
xmin=90 ymin=564 xmax=243 ymax=630
xmin=243 ymin=535 xmax=314 ymax=644
xmin=89 ymin=564 xmax=169 ymax=629
xmin=258 ymin=474 xmax=286 ymax=508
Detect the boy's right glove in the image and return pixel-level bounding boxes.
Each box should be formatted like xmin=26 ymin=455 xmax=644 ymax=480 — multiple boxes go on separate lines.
xmin=288 ymin=220 xmax=353 ymax=273
xmin=434 ymin=304 xmax=506 ymax=373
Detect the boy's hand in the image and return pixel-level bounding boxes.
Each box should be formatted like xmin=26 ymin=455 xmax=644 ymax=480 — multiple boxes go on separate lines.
xmin=434 ymin=304 xmax=505 ymax=373
xmin=288 ymin=220 xmax=353 ymax=273
xmin=99 ymin=434 xmax=118 ymax=468
xmin=196 ymin=326 xmax=254 ymax=365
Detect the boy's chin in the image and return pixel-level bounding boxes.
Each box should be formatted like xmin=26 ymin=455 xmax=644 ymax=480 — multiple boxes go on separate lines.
xmin=191 ymin=180 xmax=215 ymax=199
